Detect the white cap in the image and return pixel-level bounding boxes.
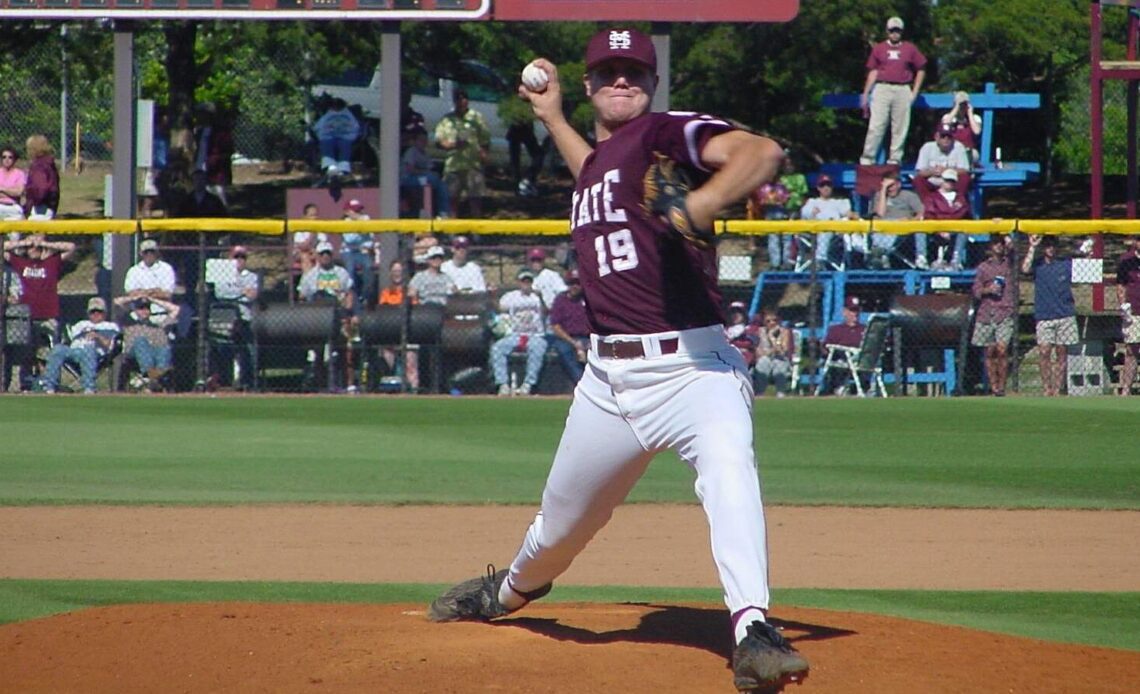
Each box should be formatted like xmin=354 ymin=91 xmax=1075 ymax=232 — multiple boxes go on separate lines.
xmin=941 ymin=168 xmax=959 ymax=182
xmin=886 ymin=16 xmax=904 ymax=30
xmin=424 ymin=245 xmax=446 ymax=259
xmin=315 ymin=240 xmax=334 ymax=254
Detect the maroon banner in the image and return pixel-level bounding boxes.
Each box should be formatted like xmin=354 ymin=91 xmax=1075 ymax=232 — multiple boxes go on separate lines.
xmin=493 ymin=0 xmax=799 ymax=23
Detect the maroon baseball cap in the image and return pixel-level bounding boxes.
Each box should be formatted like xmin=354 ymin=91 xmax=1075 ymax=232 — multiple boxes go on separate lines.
xmin=565 ymin=269 xmax=580 ymax=283
xmin=451 ymin=235 xmax=470 ymax=249
xmin=816 ymin=174 xmax=834 ymax=187
xmin=844 ymin=296 xmax=861 ymax=311
xmin=585 ymin=28 xmax=657 ymax=73
xmin=527 ymin=247 xmax=546 ymax=261
xmin=937 ymin=122 xmax=956 ymax=137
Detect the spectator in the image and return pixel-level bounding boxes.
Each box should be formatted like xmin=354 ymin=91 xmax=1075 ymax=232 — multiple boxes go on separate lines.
xmin=3 ymin=233 xmax=76 ymax=343
xmin=971 ymin=236 xmax=1015 ymax=396
xmin=725 ymin=302 xmax=760 ymax=370
xmin=747 ymin=181 xmax=792 ymax=269
xmin=1020 ymin=235 xmax=1077 ymax=397
xmin=1116 ymin=236 xmax=1140 ymax=395
xmin=313 ymin=97 xmax=361 ymax=181
xmin=490 ymin=268 xmax=548 ymax=396
xmin=799 ymin=174 xmax=860 ymax=269
xmin=506 ymin=120 xmax=547 ymax=198
xmin=441 ymin=235 xmax=487 ymax=293
xmin=210 ymin=245 xmax=260 ymax=391
xmin=140 ymin=106 xmax=171 ymax=218
xmin=941 ymin=91 xmax=983 ymax=166
xmin=923 ymin=169 xmax=970 ymax=271
xmin=299 ymin=240 xmax=354 ymax=311
xmin=548 ymin=270 xmax=590 ymax=385
xmin=24 ymin=134 xmax=60 ymax=220
xmin=525 ymin=247 xmax=568 ymax=311
xmin=859 ymin=16 xmax=927 ymax=166
xmin=378 ymin=259 xmax=411 ymax=307
xmin=376 ymin=259 xmax=419 ymax=390
xmin=869 ymin=172 xmax=925 ymax=269
xmin=293 ymin=203 xmax=326 ymax=275
xmin=123 ymin=238 xmax=177 ymax=304
xmin=400 ymin=85 xmax=426 ymax=152
xmin=407 ymin=245 xmax=456 ymax=306
xmin=0 ymin=145 xmax=27 ymax=220
xmin=176 ymin=169 xmax=227 ymax=218
xmin=821 ymin=296 xmax=866 ymax=396
xmin=914 ymin=122 xmax=971 ymax=198
xmin=41 ymin=297 xmax=120 ymax=394
xmin=752 ymin=310 xmax=795 ymax=398
xmin=400 ymin=127 xmax=451 ymax=218
xmin=194 ymin=104 xmax=234 ymax=207
xmin=340 ymin=198 xmax=376 ymax=309
xmin=434 ymin=88 xmax=491 ymax=218
xmin=114 ymin=296 xmax=180 ymax=393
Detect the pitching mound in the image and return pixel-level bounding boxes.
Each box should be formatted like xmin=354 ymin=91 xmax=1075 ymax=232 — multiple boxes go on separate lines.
xmin=2 ymin=602 xmax=1137 ymax=693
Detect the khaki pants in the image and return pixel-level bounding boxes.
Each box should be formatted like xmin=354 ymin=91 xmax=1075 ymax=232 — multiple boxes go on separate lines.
xmin=861 ymin=83 xmax=913 ymax=164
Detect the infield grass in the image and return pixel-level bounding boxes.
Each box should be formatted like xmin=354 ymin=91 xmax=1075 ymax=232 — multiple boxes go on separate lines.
xmin=2 ymin=396 xmax=1136 ymax=508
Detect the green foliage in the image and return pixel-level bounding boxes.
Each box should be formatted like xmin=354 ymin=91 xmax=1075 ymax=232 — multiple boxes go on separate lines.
xmin=1056 ymin=66 xmax=1131 ymax=175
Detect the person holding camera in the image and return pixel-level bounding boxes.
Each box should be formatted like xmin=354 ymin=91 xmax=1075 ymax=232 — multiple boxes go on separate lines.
xmin=752 ymin=310 xmax=795 ymax=397
xmin=971 ymin=236 xmax=1015 ymax=396
xmin=940 ymin=91 xmax=983 ymax=167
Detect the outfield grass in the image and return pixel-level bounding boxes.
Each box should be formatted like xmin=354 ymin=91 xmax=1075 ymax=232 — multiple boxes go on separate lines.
xmin=2 ymin=396 xmax=1136 ymax=508
xmin=1 ymin=579 xmax=1136 ymax=651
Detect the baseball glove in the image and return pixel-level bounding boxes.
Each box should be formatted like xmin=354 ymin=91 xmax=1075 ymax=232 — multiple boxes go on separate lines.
xmin=642 ymin=152 xmax=716 ymax=249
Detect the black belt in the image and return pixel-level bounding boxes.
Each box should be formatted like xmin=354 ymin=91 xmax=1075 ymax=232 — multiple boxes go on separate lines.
xmin=596 ymin=337 xmax=679 ymax=359
xmin=879 ymin=81 xmax=911 ymax=85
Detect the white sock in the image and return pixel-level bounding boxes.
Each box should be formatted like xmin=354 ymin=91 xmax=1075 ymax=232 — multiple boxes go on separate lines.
xmin=497 ymin=577 xmax=527 ymax=611
xmin=733 ymin=607 xmax=767 ymax=644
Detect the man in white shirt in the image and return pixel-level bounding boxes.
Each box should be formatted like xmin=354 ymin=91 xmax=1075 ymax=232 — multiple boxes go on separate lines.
xmin=211 ymin=245 xmax=260 ymax=390
xmin=42 ymin=297 xmax=120 ymax=394
xmin=799 ymin=174 xmax=860 ymax=269
xmin=914 ymin=122 xmax=970 ymax=193
xmin=441 ymin=236 xmax=487 ymax=293
xmin=123 ymin=238 xmax=177 ymax=302
xmin=489 ymin=268 xmax=548 ymax=396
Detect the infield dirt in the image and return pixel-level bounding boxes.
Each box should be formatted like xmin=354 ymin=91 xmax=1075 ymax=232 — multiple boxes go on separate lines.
xmin=2 ymin=504 xmax=1139 ymax=692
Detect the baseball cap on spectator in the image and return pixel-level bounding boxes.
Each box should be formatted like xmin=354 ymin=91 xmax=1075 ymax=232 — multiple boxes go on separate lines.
xmin=527 ymin=247 xmax=546 ymax=261
xmin=87 ymin=297 xmax=107 ymax=313
xmin=844 ymin=296 xmax=861 ymax=312
xmin=139 ymin=239 xmax=158 ymax=253
xmin=517 ymin=268 xmax=536 ymax=281
xmin=729 ymin=300 xmax=747 ymax=313
xmin=941 ymin=168 xmax=959 ymax=181
xmin=315 ymin=240 xmax=334 ymax=255
xmin=344 ymin=198 xmax=364 ymax=212
xmin=937 ymin=122 xmax=956 ymax=137
xmin=886 ymin=16 xmax=904 ymax=31
xmin=230 ymin=245 xmax=248 ymax=259
xmin=451 ymin=235 xmax=470 ymax=249
xmin=565 ymin=269 xmax=580 ymax=283
xmin=585 ymin=28 xmax=657 ymax=72
xmin=816 ymin=174 xmax=833 ymax=187
xmin=425 ymin=245 xmax=446 ymax=259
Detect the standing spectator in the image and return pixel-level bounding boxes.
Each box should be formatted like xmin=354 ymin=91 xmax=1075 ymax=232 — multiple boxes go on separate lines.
xmin=194 ymin=103 xmax=235 ymax=207
xmin=293 ymin=203 xmax=326 ymax=275
xmin=799 ymin=175 xmax=859 ymax=269
xmin=24 ymin=134 xmax=60 ymax=220
xmin=489 ymin=268 xmax=547 ymax=396
xmin=441 ymin=236 xmax=487 ymax=293
xmin=870 ymin=172 xmax=925 ymax=269
xmin=1020 ymin=235 xmax=1077 ymax=397
xmin=400 ymin=85 xmax=426 ymax=152
xmin=752 ymin=310 xmax=795 ymax=397
xmin=400 ymin=127 xmax=451 ymax=218
xmin=210 ymin=245 xmax=260 ymax=391
xmin=3 ymin=233 xmax=76 ymax=343
xmin=859 ymin=16 xmax=927 ymax=166
xmin=547 ymin=270 xmax=590 ymax=385
xmin=41 ymin=297 xmax=120 ymax=394
xmin=341 ymin=198 xmax=376 ymax=309
xmin=971 ymin=236 xmax=1015 ymax=396
xmin=141 ymin=106 xmax=171 ymax=218
xmin=525 ymin=247 xmax=567 ymax=311
xmin=1116 ymin=236 xmax=1140 ymax=395
xmin=940 ymin=91 xmax=983 ymax=166
xmin=434 ymin=88 xmax=491 ymax=218
xmin=313 ymin=97 xmax=361 ymax=181
xmin=114 ymin=296 xmax=180 ymax=393
xmin=506 ymin=118 xmax=547 ymax=198
xmin=923 ymin=169 xmax=970 ymax=271
xmin=407 ymin=245 xmax=457 ymax=306
xmin=747 ymin=181 xmax=791 ymax=269
xmin=0 ymin=145 xmax=27 ymax=220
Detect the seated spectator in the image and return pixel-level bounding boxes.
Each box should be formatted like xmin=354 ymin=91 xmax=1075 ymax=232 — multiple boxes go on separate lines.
xmin=821 ymin=296 xmax=866 ymax=396
xmin=115 ymin=296 xmax=180 ymax=392
xmin=441 ymin=235 xmax=487 ymax=293
xmin=210 ymin=245 xmax=260 ymax=391
xmin=400 ymin=127 xmax=451 ymax=218
xmin=726 ymin=301 xmax=760 ymax=369
xmin=376 ymin=259 xmax=419 ymax=391
xmin=799 ymin=174 xmax=860 ymax=269
xmin=341 ymin=198 xmax=376 ymax=309
xmin=869 ymin=172 xmax=925 ymax=269
xmin=940 ymin=91 xmax=982 ymax=166
xmin=121 ymin=238 xmax=187 ymax=337
xmin=922 ymin=168 xmax=970 ymax=271
xmin=408 ymin=245 xmax=457 ymax=306
xmin=914 ymin=123 xmax=970 ymax=201
xmin=314 ymin=97 xmax=361 ymax=180
xmin=752 ymin=310 xmax=795 ymax=398
xmin=525 ymin=247 xmax=567 ymax=311
xmin=41 ymin=297 xmax=120 ymax=394
xmin=490 ymin=268 xmax=547 ymax=396
xmin=299 ymin=240 xmax=354 ymax=311
xmin=0 ymin=144 xmax=27 ymax=220
xmin=548 ymin=270 xmax=590 ymax=385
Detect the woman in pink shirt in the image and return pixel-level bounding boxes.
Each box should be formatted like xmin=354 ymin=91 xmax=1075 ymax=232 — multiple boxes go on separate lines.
xmin=0 ymin=145 xmax=27 ymax=220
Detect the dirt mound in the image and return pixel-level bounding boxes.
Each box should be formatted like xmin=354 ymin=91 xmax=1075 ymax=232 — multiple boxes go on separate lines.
xmin=2 ymin=602 xmax=1137 ymax=693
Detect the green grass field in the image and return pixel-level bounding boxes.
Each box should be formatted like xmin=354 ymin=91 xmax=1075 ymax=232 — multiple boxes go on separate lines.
xmin=2 ymin=396 xmax=1138 ymax=650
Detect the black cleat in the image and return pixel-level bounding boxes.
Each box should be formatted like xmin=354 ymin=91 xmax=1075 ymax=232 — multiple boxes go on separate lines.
xmin=732 ymin=620 xmax=809 ymax=692
xmin=428 ymin=564 xmax=551 ymax=623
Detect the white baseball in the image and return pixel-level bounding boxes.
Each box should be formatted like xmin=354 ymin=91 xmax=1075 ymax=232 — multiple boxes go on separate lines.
xmin=521 ymin=62 xmax=549 ymax=93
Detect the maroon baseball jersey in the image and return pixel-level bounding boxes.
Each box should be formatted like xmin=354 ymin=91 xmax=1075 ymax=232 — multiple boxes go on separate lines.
xmin=866 ymin=41 xmax=927 ymax=84
xmin=8 ymin=253 xmax=62 ymax=320
xmin=571 ymin=111 xmax=732 ymax=335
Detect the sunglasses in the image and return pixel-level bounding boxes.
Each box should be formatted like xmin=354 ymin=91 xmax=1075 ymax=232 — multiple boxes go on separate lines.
xmin=887 ymin=28 xmax=902 ymax=33
xmin=1 ymin=154 xmax=15 ymax=160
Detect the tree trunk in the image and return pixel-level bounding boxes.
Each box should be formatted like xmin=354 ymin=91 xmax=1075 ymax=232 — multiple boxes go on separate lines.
xmin=163 ymin=21 xmax=198 ymax=191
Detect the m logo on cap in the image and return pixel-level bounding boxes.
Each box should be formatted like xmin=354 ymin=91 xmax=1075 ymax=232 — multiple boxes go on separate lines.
xmin=609 ymin=30 xmax=633 ymax=51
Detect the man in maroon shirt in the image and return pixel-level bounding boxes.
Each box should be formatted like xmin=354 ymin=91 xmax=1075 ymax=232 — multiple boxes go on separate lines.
xmin=860 ymin=16 xmax=927 ymax=165
xmin=971 ymin=236 xmax=1016 ymax=396
xmin=429 ymin=28 xmax=808 ymax=693
xmin=1115 ymin=236 xmax=1140 ymax=394
xmin=547 ymin=269 xmax=590 ymax=384
xmin=3 ymin=233 xmax=76 ymax=388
